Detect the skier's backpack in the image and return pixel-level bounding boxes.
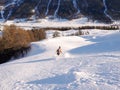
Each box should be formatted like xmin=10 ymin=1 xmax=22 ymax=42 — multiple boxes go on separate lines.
xmin=57 ymin=49 xmax=60 ymax=55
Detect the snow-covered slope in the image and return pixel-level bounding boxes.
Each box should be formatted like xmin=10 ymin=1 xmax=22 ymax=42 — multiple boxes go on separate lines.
xmin=0 ymin=30 xmax=120 ymax=90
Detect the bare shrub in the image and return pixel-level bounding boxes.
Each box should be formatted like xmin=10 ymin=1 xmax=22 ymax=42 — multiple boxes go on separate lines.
xmin=27 ymin=30 xmax=35 ymax=41
xmin=0 ymin=25 xmax=46 ymax=52
xmin=2 ymin=24 xmax=31 ymax=50
xmin=0 ymin=25 xmax=31 ymax=63
xmin=0 ymin=37 xmax=4 ymax=52
xmin=68 ymin=30 xmax=89 ymax=36
xmin=53 ymin=31 xmax=60 ymax=38
xmin=75 ymin=30 xmax=83 ymax=36
xmin=30 ymin=29 xmax=46 ymax=42
xmin=0 ymin=25 xmax=46 ymax=64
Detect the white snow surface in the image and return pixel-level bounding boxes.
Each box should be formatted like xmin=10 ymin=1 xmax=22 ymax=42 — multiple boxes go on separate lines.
xmin=0 ymin=30 xmax=120 ymax=90
xmin=0 ymin=18 xmax=110 ymax=30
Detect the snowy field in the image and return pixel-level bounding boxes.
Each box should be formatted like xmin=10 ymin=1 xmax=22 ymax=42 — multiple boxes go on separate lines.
xmin=0 ymin=29 xmax=120 ymax=90
xmin=0 ymin=18 xmax=120 ymax=30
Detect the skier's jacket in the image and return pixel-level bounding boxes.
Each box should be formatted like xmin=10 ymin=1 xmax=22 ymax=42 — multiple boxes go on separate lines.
xmin=56 ymin=48 xmax=62 ymax=55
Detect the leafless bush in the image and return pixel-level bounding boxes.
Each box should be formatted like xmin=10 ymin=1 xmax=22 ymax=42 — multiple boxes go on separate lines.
xmin=68 ymin=30 xmax=89 ymax=36
xmin=53 ymin=31 xmax=60 ymax=38
xmin=1 ymin=24 xmax=30 ymax=50
xmin=0 ymin=25 xmax=46 ymax=64
xmin=30 ymin=29 xmax=46 ymax=41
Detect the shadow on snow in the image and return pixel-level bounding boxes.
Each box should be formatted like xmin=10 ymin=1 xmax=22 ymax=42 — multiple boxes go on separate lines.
xmin=27 ymin=73 xmax=75 ymax=85
xmin=23 ymin=58 xmax=54 ymax=64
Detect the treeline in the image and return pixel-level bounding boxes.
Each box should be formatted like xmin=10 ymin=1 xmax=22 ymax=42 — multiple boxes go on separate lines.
xmin=35 ymin=25 xmax=119 ymax=31
xmin=0 ymin=25 xmax=46 ymax=64
xmin=53 ymin=30 xmax=89 ymax=38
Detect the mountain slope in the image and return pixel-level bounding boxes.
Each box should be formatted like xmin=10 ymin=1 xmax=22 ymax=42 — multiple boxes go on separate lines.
xmin=0 ymin=0 xmax=120 ymax=23
xmin=0 ymin=30 xmax=120 ymax=90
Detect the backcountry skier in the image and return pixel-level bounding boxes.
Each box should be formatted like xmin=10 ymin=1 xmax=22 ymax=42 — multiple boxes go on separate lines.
xmin=56 ymin=46 xmax=62 ymax=56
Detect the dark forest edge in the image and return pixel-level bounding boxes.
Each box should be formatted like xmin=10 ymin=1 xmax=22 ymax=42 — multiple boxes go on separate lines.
xmin=30 ymin=25 xmax=119 ymax=31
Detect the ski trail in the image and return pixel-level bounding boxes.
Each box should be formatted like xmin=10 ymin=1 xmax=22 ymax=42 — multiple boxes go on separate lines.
xmin=16 ymin=0 xmax=24 ymax=6
xmin=45 ymin=0 xmax=52 ymax=16
xmin=54 ymin=0 xmax=61 ymax=17
xmin=0 ymin=7 xmax=5 ymax=20
xmin=73 ymin=0 xmax=80 ymax=14
xmin=6 ymin=10 xmax=12 ymax=20
xmin=35 ymin=0 xmax=41 ymax=15
xmin=0 ymin=2 xmax=15 ymax=20
xmin=36 ymin=0 xmax=41 ymax=8
xmin=0 ymin=0 xmax=24 ymax=21
xmin=103 ymin=0 xmax=114 ymax=21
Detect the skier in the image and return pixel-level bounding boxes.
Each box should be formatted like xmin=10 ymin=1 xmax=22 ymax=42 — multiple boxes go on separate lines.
xmin=56 ymin=46 xmax=62 ymax=56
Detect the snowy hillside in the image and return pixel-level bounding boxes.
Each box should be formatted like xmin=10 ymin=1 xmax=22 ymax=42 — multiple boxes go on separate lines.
xmin=0 ymin=30 xmax=120 ymax=90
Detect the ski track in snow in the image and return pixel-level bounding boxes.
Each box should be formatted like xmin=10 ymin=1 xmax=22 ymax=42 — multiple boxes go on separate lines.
xmin=54 ymin=0 xmax=61 ymax=17
xmin=103 ymin=0 xmax=114 ymax=21
xmin=45 ymin=0 xmax=52 ymax=16
xmin=73 ymin=0 xmax=80 ymax=14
